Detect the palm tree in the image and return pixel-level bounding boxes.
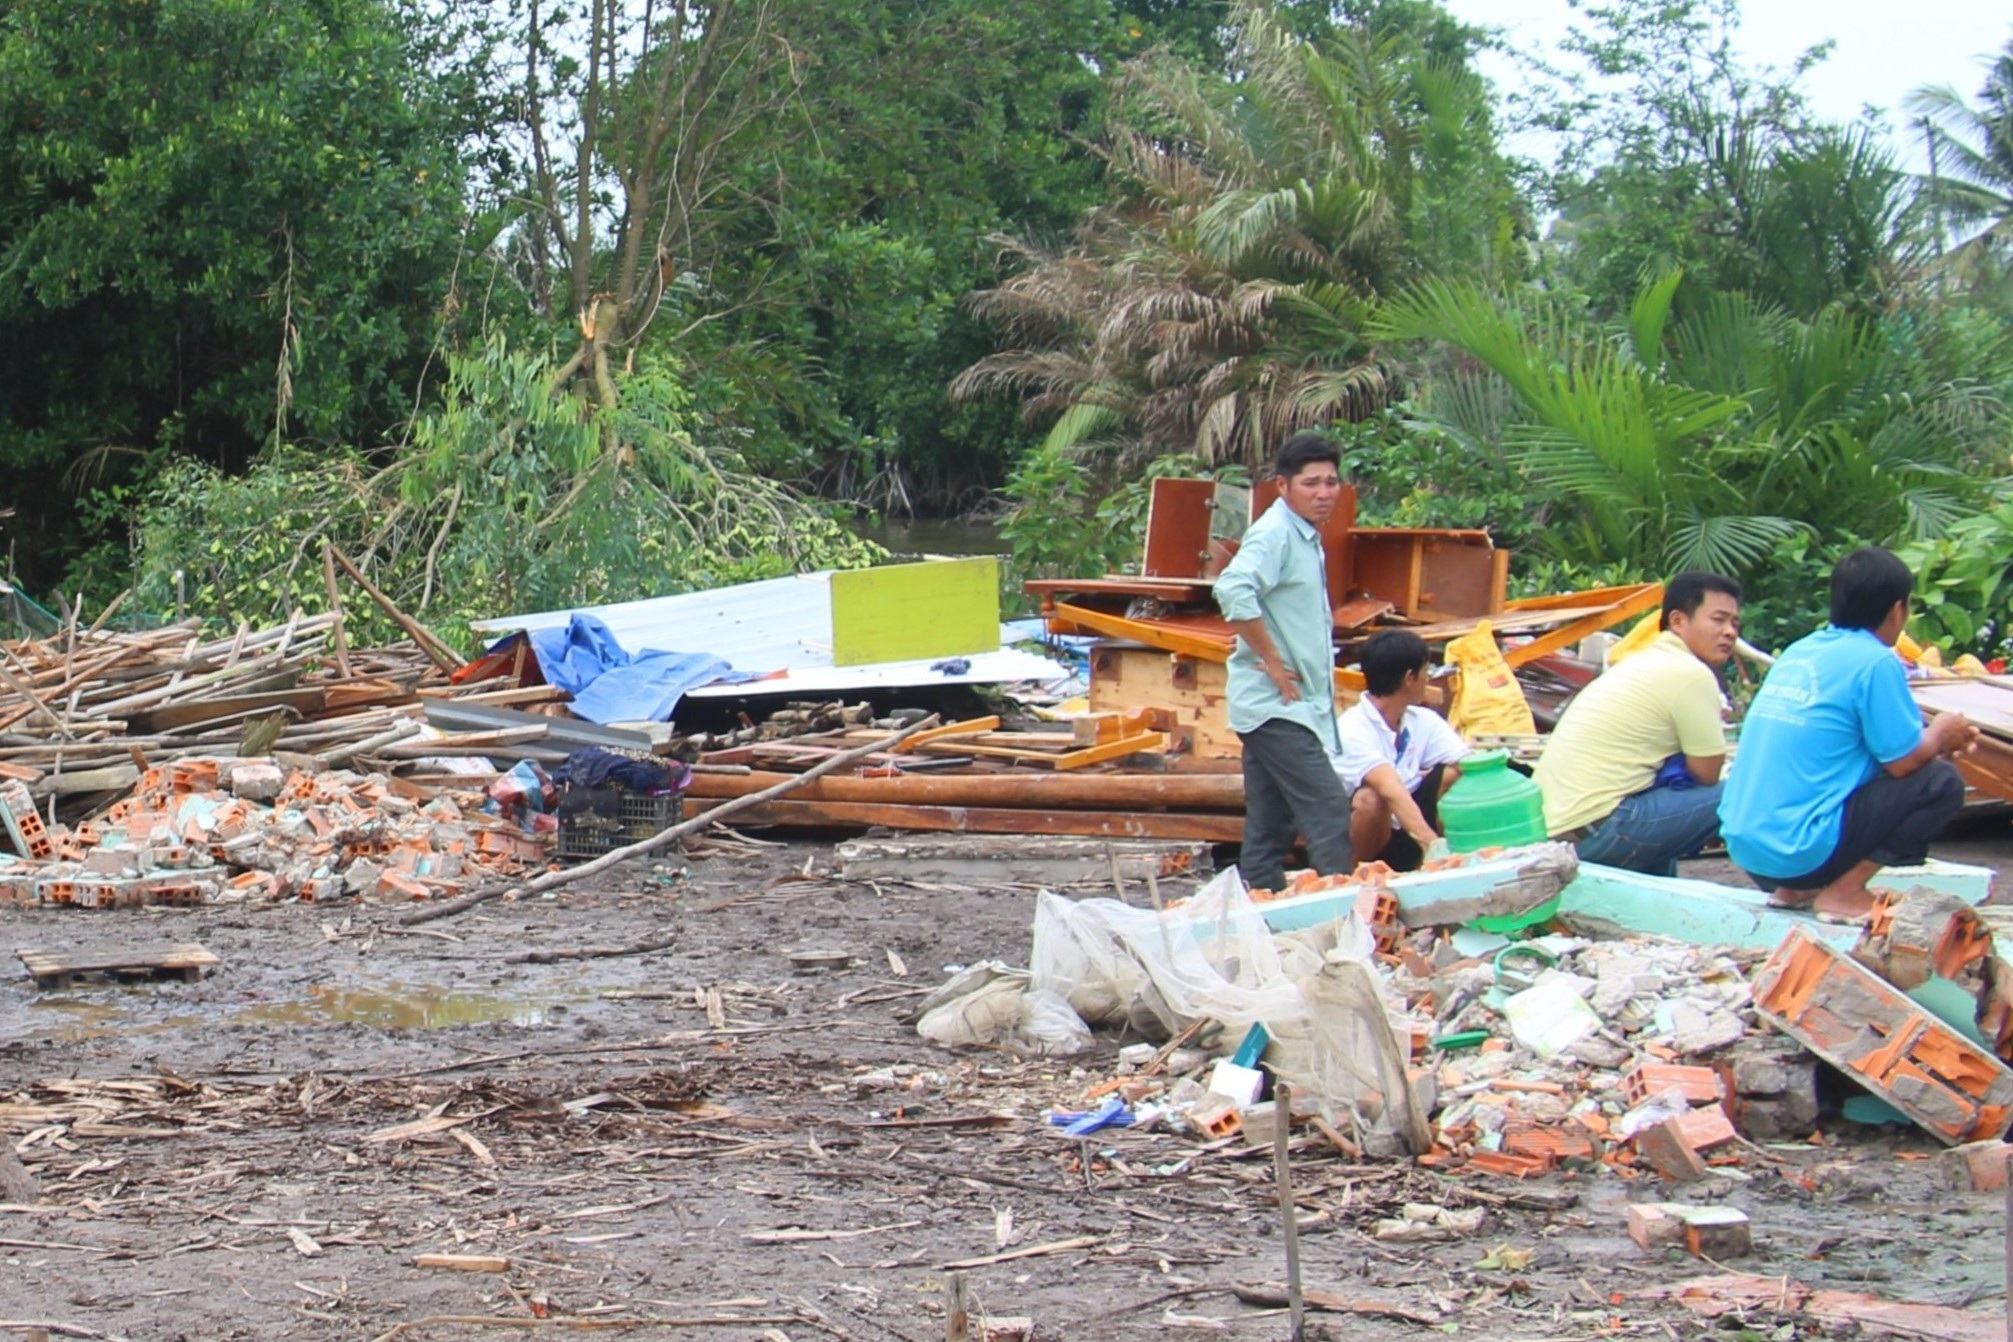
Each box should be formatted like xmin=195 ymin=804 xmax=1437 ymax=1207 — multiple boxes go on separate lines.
xmin=1909 ymin=43 xmax=2013 ymax=281
xmin=1377 ymin=271 xmax=2001 ymax=575
xmin=951 ymin=1 xmax=1512 ymax=471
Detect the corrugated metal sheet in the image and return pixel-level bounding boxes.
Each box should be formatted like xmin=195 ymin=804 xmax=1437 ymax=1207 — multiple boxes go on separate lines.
xmin=470 ymin=571 xmax=1067 ymax=697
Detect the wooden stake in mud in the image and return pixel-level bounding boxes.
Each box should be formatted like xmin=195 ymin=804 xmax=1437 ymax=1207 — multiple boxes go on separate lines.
xmin=1273 ymin=1079 xmax=1305 ymax=1342
xmin=399 ymin=715 xmax=942 ymax=926
xmin=945 ymin=1272 xmax=971 ymax=1342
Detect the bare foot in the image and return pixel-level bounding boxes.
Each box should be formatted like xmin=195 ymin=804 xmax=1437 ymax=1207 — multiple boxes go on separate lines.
xmin=1809 ymin=886 xmax=1878 ymax=921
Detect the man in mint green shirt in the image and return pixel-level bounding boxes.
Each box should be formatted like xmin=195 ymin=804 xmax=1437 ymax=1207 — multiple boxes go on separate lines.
xmin=1213 ymin=433 xmax=1351 ymax=893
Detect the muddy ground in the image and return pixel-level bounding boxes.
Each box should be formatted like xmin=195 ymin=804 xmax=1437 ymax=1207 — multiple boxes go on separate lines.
xmin=5 ymin=822 xmax=2013 ymax=1342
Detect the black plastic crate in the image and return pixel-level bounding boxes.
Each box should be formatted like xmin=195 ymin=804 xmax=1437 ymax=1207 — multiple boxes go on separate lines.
xmin=556 ymin=788 xmax=683 ymax=862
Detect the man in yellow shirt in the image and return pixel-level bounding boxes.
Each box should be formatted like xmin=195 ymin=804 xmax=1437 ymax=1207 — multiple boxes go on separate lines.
xmin=1532 ymin=573 xmax=1741 ymax=875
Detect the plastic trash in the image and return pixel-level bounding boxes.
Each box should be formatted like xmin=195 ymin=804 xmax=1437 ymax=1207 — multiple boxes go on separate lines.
xmin=912 ymin=961 xmax=1028 ymax=1047
xmin=1048 ymin=1097 xmax=1134 ymax=1136
xmin=1615 ymin=1085 xmax=1693 ymax=1140
xmin=1501 ymin=977 xmax=1602 ymax=1058
xmin=1016 ymin=989 xmax=1093 ymax=1056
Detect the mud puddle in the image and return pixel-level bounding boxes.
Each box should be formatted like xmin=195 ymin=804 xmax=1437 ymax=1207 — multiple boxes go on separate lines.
xmin=17 ymin=978 xmax=579 ymax=1043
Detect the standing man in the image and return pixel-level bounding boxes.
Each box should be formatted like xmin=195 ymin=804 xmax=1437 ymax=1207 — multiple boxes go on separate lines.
xmin=1720 ymin=547 xmax=1976 ymax=919
xmin=1214 ymin=433 xmax=1352 ymax=893
xmin=1533 ymin=572 xmax=1741 ymax=875
xmin=1335 ymin=629 xmax=1469 ymax=872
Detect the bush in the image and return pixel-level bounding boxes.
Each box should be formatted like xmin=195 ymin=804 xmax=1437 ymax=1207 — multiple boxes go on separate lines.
xmin=120 ymin=341 xmax=883 ymax=649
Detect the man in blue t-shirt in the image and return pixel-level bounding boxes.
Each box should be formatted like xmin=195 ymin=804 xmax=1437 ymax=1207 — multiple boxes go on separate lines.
xmin=1719 ymin=547 xmax=1977 ymax=919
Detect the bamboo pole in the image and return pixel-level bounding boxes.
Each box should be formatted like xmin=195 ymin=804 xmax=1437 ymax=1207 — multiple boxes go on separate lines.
xmin=327 ymin=545 xmax=464 ymax=672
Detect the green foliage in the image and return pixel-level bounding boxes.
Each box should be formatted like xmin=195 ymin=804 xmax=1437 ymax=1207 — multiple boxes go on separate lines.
xmin=1379 ymin=271 xmax=2008 ymax=578
xmin=129 ymin=452 xmax=397 ymax=640
xmin=997 ymin=450 xmax=1249 ymax=609
xmin=665 ymin=0 xmax=1121 ymax=503
xmin=0 ymin=0 xmax=476 ymax=587
xmin=1898 ymin=504 xmax=2013 ymax=657
xmin=1910 ymin=42 xmax=2013 ymax=290
xmin=997 ymin=446 xmax=1115 ymax=597
xmin=1532 ymin=0 xmax=1914 ymax=321
xmin=953 ymin=0 xmax=1525 ymax=473
xmin=125 ymin=341 xmax=881 ymax=647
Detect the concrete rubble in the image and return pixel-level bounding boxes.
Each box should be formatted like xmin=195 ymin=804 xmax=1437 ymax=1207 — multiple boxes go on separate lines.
xmin=0 ymin=759 xmax=548 ymax=909
xmin=912 ymin=845 xmax=2013 ymax=1271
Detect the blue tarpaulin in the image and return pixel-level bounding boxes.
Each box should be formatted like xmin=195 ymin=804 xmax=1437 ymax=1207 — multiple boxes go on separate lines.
xmin=524 ymin=614 xmax=754 ymax=724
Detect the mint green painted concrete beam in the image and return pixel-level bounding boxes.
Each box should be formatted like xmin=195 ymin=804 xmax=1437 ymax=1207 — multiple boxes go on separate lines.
xmin=1254 ymin=845 xmax=1575 ymax=934
xmin=1252 ymin=853 xmax=1994 ymax=945
xmin=1558 ymin=858 xmax=1995 ymax=952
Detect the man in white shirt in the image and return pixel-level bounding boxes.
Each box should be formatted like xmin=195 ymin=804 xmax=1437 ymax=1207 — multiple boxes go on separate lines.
xmin=1335 ymin=629 xmax=1469 ymax=871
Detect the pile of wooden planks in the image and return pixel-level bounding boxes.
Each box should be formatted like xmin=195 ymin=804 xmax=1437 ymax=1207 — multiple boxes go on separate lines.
xmin=0 ymin=599 xmax=583 ymax=803
xmin=684 ymin=714 xmax=1243 ymax=841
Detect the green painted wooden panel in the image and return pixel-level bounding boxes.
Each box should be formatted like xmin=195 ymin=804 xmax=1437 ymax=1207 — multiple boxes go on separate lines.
xmin=830 ymin=558 xmax=1000 ymax=667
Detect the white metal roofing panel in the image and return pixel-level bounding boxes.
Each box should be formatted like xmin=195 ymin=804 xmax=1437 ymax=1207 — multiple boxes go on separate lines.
xmin=469 ymin=571 xmax=1068 ymax=692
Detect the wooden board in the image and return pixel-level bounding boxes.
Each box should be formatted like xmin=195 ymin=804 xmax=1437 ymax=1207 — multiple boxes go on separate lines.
xmin=682 ymin=767 xmax=1244 ymax=810
xmin=18 ymin=942 xmax=219 ymax=990
xmin=1141 ymin=477 xmax=1220 ymax=579
xmin=1915 ymin=680 xmax=2013 ymax=741
xmin=913 ymin=731 xmax=1168 ymax=770
xmin=1087 ymin=645 xmax=1239 ymax=759
xmin=1021 ymin=577 xmax=1218 ymax=604
xmin=1332 ymin=596 xmax=1395 ymax=631
xmin=829 ymin=558 xmax=999 ymax=667
xmin=1350 ymin=529 xmax=1504 ymax=621
xmin=685 ymin=796 xmax=1241 ymax=842
xmin=125 ymin=686 xmax=327 ymax=734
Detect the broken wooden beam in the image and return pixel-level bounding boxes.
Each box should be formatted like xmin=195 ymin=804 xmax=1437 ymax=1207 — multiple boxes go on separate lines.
xmin=681 ymin=768 xmax=1242 ymax=810
xmin=684 ymin=796 xmax=1241 ymax=842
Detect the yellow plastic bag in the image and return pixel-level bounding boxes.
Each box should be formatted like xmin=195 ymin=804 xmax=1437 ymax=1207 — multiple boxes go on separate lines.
xmin=1603 ymin=611 xmax=1663 ymax=668
xmin=1444 ymin=620 xmax=1536 ymax=739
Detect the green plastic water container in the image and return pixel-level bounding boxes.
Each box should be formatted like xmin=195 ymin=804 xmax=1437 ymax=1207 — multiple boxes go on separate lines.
xmin=1440 ymin=750 xmax=1546 ymax=855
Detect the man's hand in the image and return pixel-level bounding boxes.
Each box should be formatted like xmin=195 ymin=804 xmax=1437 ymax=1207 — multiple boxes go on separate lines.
xmin=1928 ymin=712 xmax=1980 ymax=758
xmin=1264 ymin=660 xmax=1303 ymax=704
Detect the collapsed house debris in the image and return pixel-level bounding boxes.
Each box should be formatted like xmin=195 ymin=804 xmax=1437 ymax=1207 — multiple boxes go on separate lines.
xmin=905 ymin=838 xmax=2013 ymax=1280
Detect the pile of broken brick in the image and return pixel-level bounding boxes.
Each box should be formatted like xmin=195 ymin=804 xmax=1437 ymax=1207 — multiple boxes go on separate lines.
xmin=0 ymin=757 xmax=547 ymax=909
xmin=1402 ymin=892 xmax=2011 ymax=1198
xmin=1048 ymin=873 xmax=2013 ymax=1263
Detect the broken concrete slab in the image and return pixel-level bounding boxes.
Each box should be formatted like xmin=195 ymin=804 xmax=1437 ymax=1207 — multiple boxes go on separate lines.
xmin=1752 ymin=927 xmax=2013 ymax=1146
xmin=1725 ymin=1035 xmax=1820 ymax=1142
xmin=1854 ymin=888 xmax=1992 ymax=992
xmin=1254 ymin=842 xmax=1577 ymax=934
xmin=1939 ymin=1139 xmax=2012 ymax=1193
xmin=1558 ymin=859 xmax=1993 ymax=953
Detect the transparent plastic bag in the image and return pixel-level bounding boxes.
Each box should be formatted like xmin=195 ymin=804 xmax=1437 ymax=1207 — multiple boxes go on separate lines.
xmin=1016 ymin=989 xmax=1094 ymax=1056
xmin=1268 ymin=958 xmax=1432 ymax=1155
xmin=1030 ymin=870 xmax=1303 ymax=1040
xmin=1028 ymin=891 xmax=1146 ymax=1027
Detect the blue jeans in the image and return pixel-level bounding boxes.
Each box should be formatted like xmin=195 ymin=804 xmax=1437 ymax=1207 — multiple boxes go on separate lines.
xmin=1575 ymin=783 xmax=1724 ymax=877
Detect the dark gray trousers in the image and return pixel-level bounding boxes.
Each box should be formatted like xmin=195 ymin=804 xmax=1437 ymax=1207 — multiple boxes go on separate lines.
xmin=1236 ymin=717 xmax=1353 ymax=894
xmin=1745 ymin=757 xmax=1965 ymax=890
